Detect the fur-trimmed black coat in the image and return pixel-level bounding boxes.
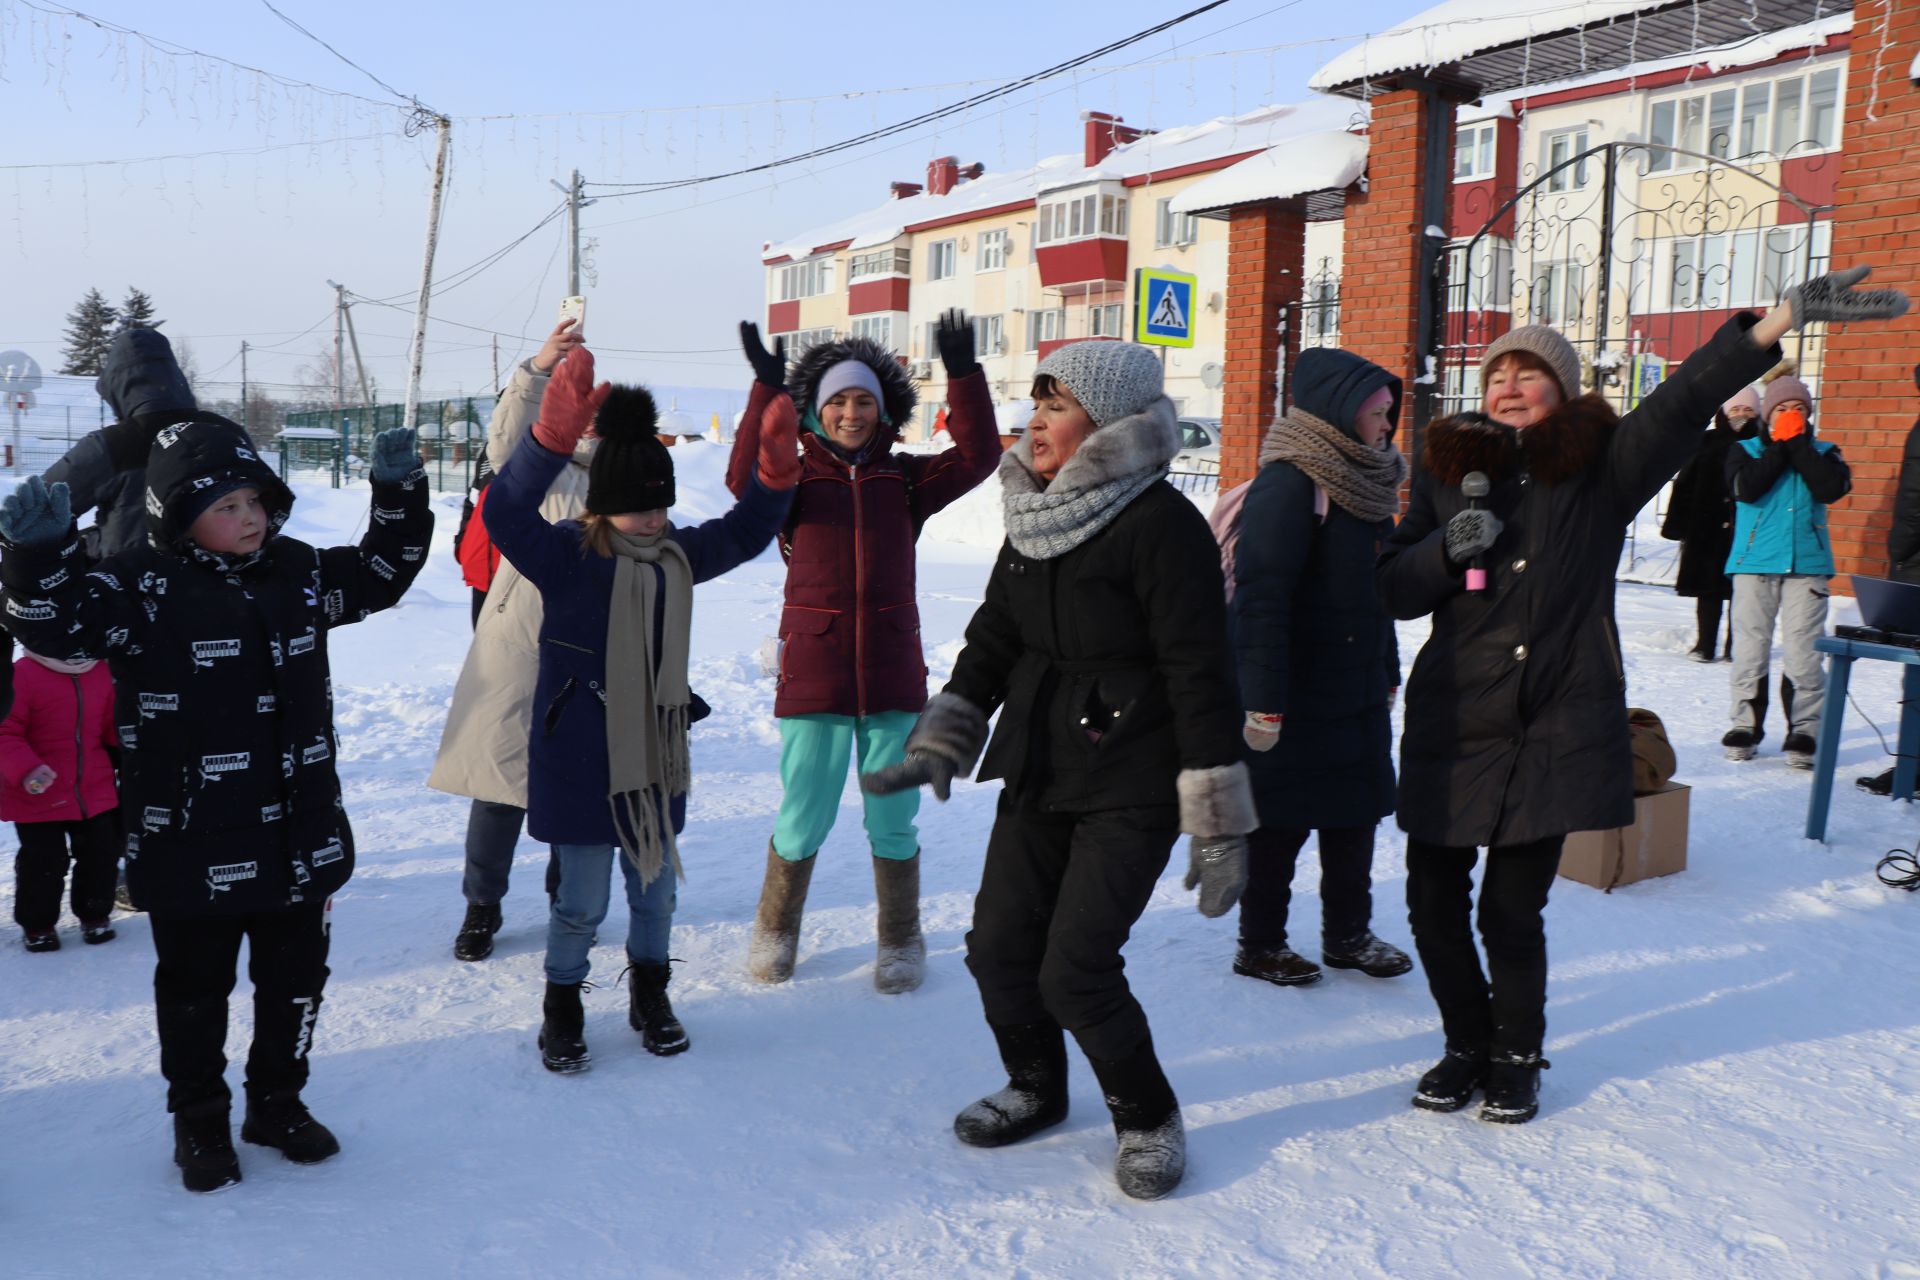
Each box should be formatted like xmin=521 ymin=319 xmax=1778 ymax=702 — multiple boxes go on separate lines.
xmin=1377 ymin=317 xmax=1777 ymax=848
xmin=0 ymin=417 xmax=433 ymax=916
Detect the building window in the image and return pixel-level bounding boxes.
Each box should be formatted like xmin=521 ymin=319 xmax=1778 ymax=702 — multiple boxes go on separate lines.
xmin=1527 ymin=260 xmax=1585 ymax=329
xmin=1154 ymin=198 xmax=1198 ymax=247
xmin=927 ymin=239 xmax=957 ymax=281
xmin=971 ymin=313 xmax=1006 ymax=356
xmin=1454 ymin=122 xmax=1497 ymax=181
xmin=772 ymin=326 xmax=835 ymax=357
xmin=1630 ymin=223 xmax=1833 ymax=313
xmin=1089 ymin=303 xmax=1125 ymax=338
xmin=1647 ymin=63 xmax=1844 ymax=170
xmin=849 ymin=315 xmax=895 ymax=351
xmin=1026 ymin=308 xmax=1066 ymax=351
xmin=1543 ymin=128 xmax=1589 ymax=192
xmin=1445 ymin=238 xmax=1514 ymax=311
xmin=1037 ymin=192 xmax=1127 ymax=245
xmin=849 ymin=247 xmax=911 ymax=281
xmin=777 ymin=258 xmax=833 ymax=301
xmin=977 ymin=229 xmax=1009 ymax=272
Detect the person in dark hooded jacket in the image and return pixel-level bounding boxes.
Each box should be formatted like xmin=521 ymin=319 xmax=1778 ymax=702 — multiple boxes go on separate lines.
xmin=0 ymin=413 xmax=431 ymax=1193
xmin=1231 ymin=347 xmax=1412 ymax=990
xmin=42 ymin=326 xmax=196 ymax=560
xmin=1378 ymin=267 xmax=1904 ymax=1127
xmin=1660 ymin=389 xmax=1758 ymax=662
xmin=724 ymin=312 xmax=999 ymax=994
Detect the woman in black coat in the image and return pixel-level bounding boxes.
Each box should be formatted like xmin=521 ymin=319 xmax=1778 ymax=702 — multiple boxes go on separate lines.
xmin=1660 ymin=389 xmax=1758 ymax=660
xmin=1377 ymin=271 xmax=1905 ymax=1125
xmin=864 ymin=339 xmax=1254 ymax=1201
xmin=1231 ymin=347 xmax=1411 ymax=988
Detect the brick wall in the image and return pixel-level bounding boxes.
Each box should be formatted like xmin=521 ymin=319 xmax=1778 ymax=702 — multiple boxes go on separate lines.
xmin=1219 ymin=200 xmax=1306 ymax=491
xmin=1813 ymin=0 xmax=1920 ymax=588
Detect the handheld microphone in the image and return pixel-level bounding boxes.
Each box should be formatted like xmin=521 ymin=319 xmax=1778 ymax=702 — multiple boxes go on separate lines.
xmin=1461 ymin=471 xmax=1490 ymax=593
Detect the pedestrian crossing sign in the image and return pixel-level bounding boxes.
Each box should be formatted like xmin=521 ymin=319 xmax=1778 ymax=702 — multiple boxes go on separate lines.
xmin=1135 ymin=268 xmax=1197 ymax=348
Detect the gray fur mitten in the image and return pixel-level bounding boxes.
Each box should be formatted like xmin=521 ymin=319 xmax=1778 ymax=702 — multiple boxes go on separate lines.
xmin=859 ymin=693 xmax=989 ymax=802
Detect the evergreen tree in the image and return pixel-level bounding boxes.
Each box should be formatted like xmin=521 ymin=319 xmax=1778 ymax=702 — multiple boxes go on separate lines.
xmin=58 ymin=288 xmax=119 ymax=375
xmin=120 ymin=287 xmax=160 ymax=329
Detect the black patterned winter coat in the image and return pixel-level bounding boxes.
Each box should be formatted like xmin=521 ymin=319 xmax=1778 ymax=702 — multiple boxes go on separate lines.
xmin=0 ymin=415 xmax=432 ymax=916
xmin=1378 ymin=317 xmax=1776 ymax=848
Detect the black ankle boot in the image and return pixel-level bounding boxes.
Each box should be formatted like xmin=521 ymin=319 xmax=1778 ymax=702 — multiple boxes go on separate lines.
xmin=954 ymin=1019 xmax=1070 ymax=1148
xmin=1087 ymin=1036 xmax=1186 ymax=1200
xmin=1479 ymin=1051 xmax=1550 ymax=1124
xmin=1412 ymin=1046 xmax=1488 ymax=1112
xmin=241 ymin=1093 xmax=341 ymax=1164
xmin=625 ymin=962 xmax=688 ymax=1056
xmin=173 ymin=1104 xmax=242 ymax=1193
xmin=538 ymin=981 xmax=590 ymax=1073
xmin=454 ymin=902 xmax=502 ymax=962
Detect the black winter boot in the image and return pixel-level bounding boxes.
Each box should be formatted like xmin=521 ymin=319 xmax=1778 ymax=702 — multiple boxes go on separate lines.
xmin=1783 ymin=732 xmax=1817 ymax=770
xmin=538 ymin=981 xmax=591 ymax=1073
xmin=954 ymin=1019 xmax=1070 ymax=1148
xmin=1322 ymin=932 xmax=1413 ymax=978
xmin=241 ymin=1093 xmax=341 ymax=1164
xmin=1087 ymin=1037 xmax=1186 ymax=1200
xmin=172 ymin=1103 xmax=242 ymax=1193
xmin=1722 ymin=726 xmax=1762 ymax=762
xmin=1411 ymin=1046 xmax=1488 ymax=1112
xmin=625 ymin=962 xmax=689 ymax=1056
xmin=454 ymin=902 xmax=502 ymax=962
xmin=1232 ymin=944 xmax=1322 ymax=987
xmin=1479 ymin=1051 xmax=1550 ymax=1124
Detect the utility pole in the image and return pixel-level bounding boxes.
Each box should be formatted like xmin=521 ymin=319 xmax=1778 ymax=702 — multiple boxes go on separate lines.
xmin=239 ymin=340 xmax=249 ymax=435
xmin=342 ymin=303 xmax=374 ymax=407
xmin=491 ymin=333 xmax=500 ymax=393
xmin=327 ymin=279 xmax=348 ymax=468
xmin=549 ymin=168 xmax=592 ymax=296
xmin=403 ymin=115 xmax=453 ymax=436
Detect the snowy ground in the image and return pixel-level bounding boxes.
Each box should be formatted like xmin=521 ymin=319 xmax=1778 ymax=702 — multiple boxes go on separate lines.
xmin=4 ymin=450 xmax=1919 ymax=1279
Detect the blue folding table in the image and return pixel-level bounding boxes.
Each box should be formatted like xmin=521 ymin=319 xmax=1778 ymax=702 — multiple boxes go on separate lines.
xmin=1804 ymin=633 xmax=1920 ymax=841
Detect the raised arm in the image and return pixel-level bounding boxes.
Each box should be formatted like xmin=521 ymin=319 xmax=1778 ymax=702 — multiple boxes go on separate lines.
xmin=0 ymin=479 xmax=142 ymax=661
xmin=485 ymin=319 xmax=580 ymax=473
xmin=315 ymin=429 xmax=436 ymax=626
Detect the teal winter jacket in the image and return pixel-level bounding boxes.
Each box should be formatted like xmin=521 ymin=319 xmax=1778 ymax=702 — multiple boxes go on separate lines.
xmin=1723 ymin=433 xmax=1850 ymax=576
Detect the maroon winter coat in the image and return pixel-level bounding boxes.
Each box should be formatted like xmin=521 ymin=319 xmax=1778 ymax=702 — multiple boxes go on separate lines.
xmin=730 ymin=368 xmax=1000 ymax=718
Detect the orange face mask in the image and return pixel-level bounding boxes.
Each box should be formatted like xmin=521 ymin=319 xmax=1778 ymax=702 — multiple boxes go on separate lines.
xmin=1772 ymin=406 xmax=1808 ymax=441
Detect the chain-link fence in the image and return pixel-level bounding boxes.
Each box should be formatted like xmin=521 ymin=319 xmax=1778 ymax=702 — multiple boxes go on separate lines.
xmin=279 ymin=396 xmax=497 ymax=492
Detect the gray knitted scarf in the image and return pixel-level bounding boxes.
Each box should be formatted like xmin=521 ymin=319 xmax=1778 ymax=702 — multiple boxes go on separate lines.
xmin=998 ymin=397 xmax=1181 ymax=560
xmin=1258 ymin=408 xmax=1408 ymax=522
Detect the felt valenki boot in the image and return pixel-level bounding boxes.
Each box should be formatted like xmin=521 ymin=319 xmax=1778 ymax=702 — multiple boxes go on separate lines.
xmin=954 ymin=1019 xmax=1070 ymax=1147
xmin=747 ymin=843 xmax=816 ymax=984
xmin=1087 ymin=1036 xmax=1186 ymax=1200
xmin=872 ymin=852 xmax=926 ymax=994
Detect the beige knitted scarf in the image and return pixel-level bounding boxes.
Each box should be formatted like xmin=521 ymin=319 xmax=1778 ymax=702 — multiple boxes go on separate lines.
xmin=604 ymin=527 xmax=694 ymax=888
xmin=1258 ymin=408 xmax=1408 ymax=522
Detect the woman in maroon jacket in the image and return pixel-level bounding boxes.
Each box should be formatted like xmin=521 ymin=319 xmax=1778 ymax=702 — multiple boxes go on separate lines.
xmin=727 ymin=310 xmax=999 ymax=993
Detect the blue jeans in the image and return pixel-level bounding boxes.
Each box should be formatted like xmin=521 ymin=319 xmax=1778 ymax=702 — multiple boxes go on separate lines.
xmin=546 ymin=845 xmax=678 ymax=984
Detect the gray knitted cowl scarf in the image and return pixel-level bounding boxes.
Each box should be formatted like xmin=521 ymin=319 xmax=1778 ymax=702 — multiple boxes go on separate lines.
xmin=998 ymin=396 xmax=1181 ymax=559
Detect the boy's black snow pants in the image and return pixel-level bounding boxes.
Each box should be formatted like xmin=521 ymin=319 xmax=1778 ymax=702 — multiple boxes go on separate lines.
xmin=12 ymin=809 xmax=123 ymax=932
xmin=964 ymin=795 xmax=1177 ymax=1063
xmin=1405 ymin=835 xmax=1564 ymax=1058
xmin=149 ymin=899 xmax=332 ymax=1116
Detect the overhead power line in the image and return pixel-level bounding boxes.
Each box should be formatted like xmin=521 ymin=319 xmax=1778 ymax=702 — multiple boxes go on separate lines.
xmin=256 ymin=0 xmax=425 ymax=111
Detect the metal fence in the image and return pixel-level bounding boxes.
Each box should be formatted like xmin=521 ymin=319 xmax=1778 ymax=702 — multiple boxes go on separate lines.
xmin=279 ymin=396 xmax=498 ymax=491
xmin=1168 ymin=455 xmax=1221 ymax=495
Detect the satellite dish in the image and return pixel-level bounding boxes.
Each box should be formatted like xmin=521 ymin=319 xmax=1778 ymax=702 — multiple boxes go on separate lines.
xmin=1200 ymin=362 xmax=1225 ymax=390
xmin=0 ymin=351 xmax=43 ymax=392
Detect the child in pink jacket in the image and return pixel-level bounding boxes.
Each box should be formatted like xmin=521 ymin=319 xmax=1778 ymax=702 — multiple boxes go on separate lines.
xmin=0 ymin=649 xmax=121 ymax=950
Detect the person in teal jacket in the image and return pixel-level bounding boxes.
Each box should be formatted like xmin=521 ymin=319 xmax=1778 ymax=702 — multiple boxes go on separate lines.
xmin=1721 ymin=372 xmax=1850 ymax=767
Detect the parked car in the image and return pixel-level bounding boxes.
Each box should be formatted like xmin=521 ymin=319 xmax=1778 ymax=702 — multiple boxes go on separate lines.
xmin=1176 ymin=416 xmax=1220 ymax=460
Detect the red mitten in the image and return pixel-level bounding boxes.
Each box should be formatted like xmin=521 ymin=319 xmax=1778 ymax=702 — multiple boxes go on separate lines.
xmin=757 ymin=393 xmax=802 ymax=490
xmin=532 ymin=348 xmax=612 ymax=454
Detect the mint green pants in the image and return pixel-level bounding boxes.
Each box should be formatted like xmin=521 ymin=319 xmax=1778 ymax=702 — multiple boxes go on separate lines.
xmin=772 ymin=711 xmax=920 ymax=862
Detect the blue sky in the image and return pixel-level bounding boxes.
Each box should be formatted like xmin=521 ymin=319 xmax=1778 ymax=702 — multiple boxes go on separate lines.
xmin=1 ymin=0 xmax=1415 ymax=403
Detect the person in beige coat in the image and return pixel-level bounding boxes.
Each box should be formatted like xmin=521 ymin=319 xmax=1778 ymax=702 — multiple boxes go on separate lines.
xmin=429 ymin=319 xmax=590 ymax=960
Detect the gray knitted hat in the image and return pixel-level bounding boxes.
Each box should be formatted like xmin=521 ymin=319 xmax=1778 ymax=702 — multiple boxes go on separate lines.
xmin=1035 ymin=340 xmax=1165 ymax=429
xmin=1480 ymin=325 xmax=1583 ymax=400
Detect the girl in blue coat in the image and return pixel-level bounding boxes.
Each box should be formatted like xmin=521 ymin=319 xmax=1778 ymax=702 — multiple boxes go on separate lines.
xmin=484 ymin=347 xmax=798 ymax=1072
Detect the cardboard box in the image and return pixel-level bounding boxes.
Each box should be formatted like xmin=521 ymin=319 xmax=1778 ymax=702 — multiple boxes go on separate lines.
xmin=1558 ymin=782 xmax=1689 ymax=892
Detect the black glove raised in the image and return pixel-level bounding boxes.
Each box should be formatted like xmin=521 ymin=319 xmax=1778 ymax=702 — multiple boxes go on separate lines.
xmin=739 ymin=321 xmax=789 ymax=389
xmin=934 ymin=307 xmax=978 ymax=380
xmin=1786 ymin=265 xmax=1911 ymax=331
xmin=1444 ymin=508 xmax=1503 ymax=568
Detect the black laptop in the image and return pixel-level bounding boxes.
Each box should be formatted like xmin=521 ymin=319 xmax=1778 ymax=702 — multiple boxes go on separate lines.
xmin=1838 ymin=576 xmax=1920 ymax=645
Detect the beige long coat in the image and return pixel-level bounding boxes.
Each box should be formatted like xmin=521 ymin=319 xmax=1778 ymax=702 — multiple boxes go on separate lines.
xmin=426 ymin=359 xmax=595 ymax=806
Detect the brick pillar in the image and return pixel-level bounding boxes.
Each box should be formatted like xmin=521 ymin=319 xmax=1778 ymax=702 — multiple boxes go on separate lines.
xmin=1340 ymin=88 xmax=1450 ymax=432
xmin=1815 ymin=0 xmax=1920 ymax=586
xmin=1219 ymin=199 xmax=1306 ymax=492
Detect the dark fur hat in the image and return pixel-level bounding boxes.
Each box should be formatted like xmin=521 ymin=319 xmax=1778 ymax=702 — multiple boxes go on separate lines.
xmin=588 ymin=383 xmax=674 ymax=513
xmin=1423 ymin=393 xmax=1618 ymax=488
xmin=787 ymin=336 xmax=917 ymax=443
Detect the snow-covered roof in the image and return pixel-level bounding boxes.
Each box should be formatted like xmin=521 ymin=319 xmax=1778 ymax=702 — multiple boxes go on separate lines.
xmin=763 ymin=99 xmax=1364 ymax=263
xmin=1169 ymin=131 xmax=1368 ymax=216
xmin=1312 ymin=0 xmax=1841 ymax=98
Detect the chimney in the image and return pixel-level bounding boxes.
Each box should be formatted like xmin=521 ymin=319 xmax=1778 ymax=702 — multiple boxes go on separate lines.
xmin=1082 ymin=111 xmax=1147 ymax=167
xmin=926 ymin=156 xmax=961 ymax=197
xmin=890 ymin=181 xmax=923 ymax=200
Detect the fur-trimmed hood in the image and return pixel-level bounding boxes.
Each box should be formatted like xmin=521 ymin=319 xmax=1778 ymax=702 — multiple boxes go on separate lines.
xmin=1423 ymin=393 xmax=1619 ymax=488
xmin=786 ymin=336 xmax=917 ymax=448
xmin=999 ymin=395 xmax=1180 ymax=495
